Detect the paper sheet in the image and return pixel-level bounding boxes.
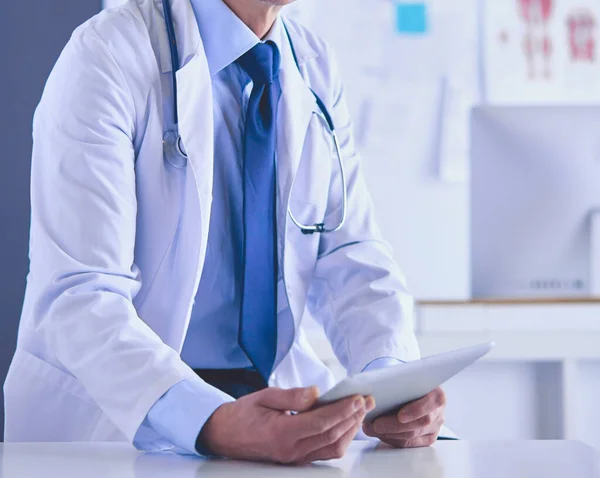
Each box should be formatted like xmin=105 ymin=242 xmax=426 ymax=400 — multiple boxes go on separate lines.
xmin=437 ymin=79 xmax=474 ymax=182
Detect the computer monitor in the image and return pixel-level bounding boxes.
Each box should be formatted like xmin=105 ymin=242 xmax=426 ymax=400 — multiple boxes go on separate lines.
xmin=470 ymin=106 xmax=600 ymax=299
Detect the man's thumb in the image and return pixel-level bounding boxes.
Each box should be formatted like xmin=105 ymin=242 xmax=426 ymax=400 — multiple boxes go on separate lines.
xmin=257 ymin=386 xmax=320 ymax=412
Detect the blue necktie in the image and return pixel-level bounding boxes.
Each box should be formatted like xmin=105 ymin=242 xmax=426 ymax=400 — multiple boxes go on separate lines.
xmin=236 ymin=42 xmax=282 ymax=382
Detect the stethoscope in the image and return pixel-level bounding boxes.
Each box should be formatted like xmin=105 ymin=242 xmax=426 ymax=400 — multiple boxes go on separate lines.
xmin=161 ymin=0 xmax=347 ymax=235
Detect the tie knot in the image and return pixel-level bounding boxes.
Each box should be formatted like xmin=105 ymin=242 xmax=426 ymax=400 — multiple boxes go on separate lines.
xmin=236 ymin=41 xmax=281 ymax=85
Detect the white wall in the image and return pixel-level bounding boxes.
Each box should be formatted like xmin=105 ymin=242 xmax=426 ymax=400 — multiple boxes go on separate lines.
xmin=362 ymin=138 xmax=470 ymax=301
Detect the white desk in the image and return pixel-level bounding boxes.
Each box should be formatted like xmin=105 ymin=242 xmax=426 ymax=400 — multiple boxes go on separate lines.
xmin=1 ymin=441 xmax=598 ymax=477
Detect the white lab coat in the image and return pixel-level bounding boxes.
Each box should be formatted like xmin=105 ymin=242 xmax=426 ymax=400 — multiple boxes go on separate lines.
xmin=3 ymin=0 xmax=420 ymax=446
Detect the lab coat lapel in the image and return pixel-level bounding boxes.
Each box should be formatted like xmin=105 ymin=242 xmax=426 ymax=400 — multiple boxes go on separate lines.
xmin=276 ymin=24 xmax=318 ymax=228
xmin=155 ymin=0 xmax=202 ymax=74
xmin=154 ymin=0 xmax=214 ymax=201
xmin=274 ymin=62 xmax=315 ymax=361
xmin=275 ymin=22 xmax=321 ymax=334
xmin=157 ymin=0 xmax=215 ymax=305
xmin=176 ymin=57 xmax=214 ymax=201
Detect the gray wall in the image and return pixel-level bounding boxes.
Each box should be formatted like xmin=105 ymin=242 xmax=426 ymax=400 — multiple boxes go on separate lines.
xmin=0 ymin=1 xmax=100 ymax=440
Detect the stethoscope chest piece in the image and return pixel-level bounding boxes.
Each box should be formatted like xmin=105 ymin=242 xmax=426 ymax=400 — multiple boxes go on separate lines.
xmin=163 ymin=130 xmax=188 ymax=168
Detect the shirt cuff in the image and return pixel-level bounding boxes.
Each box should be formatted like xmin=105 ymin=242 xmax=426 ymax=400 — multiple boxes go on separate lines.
xmin=135 ymin=378 xmax=234 ymax=456
xmin=362 ymin=357 xmax=405 ymax=372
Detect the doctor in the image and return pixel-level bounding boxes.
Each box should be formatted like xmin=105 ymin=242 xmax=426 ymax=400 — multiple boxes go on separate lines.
xmin=4 ymin=0 xmax=447 ymax=465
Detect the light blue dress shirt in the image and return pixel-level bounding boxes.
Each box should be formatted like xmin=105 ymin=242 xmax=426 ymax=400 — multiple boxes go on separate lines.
xmin=179 ymin=2 xmax=262 ymax=371
xmin=134 ymin=0 xmax=402 ymax=456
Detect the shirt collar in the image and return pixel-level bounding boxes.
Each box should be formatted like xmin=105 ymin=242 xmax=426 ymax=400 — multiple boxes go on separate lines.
xmin=264 ymin=15 xmax=285 ymax=51
xmin=190 ymin=0 xmax=286 ymax=76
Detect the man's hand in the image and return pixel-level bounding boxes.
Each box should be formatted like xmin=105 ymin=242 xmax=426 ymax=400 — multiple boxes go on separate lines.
xmin=362 ymin=387 xmax=446 ymax=448
xmin=199 ymin=386 xmax=375 ymax=465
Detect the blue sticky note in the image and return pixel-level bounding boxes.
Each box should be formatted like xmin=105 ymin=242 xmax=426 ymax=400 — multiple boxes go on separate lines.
xmin=396 ymin=3 xmax=428 ymax=35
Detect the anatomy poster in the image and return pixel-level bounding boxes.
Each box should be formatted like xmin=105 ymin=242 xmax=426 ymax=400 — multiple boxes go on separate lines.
xmin=484 ymin=0 xmax=600 ymax=103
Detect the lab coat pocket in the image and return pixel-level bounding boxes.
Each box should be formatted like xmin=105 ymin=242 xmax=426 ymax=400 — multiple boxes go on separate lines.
xmin=3 ymin=348 xmax=104 ymax=442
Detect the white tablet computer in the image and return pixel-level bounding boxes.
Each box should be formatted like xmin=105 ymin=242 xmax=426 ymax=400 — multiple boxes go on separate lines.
xmin=317 ymin=342 xmax=494 ymax=422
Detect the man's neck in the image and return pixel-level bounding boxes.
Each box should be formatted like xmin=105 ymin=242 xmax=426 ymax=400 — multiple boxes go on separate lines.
xmin=222 ymin=0 xmax=281 ymax=39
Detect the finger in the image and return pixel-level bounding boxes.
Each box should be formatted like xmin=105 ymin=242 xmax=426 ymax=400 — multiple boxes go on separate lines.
xmin=256 ymin=386 xmax=319 ymax=412
xmin=371 ymin=411 xmax=435 ymax=435
xmin=296 ymin=419 xmax=363 ymax=465
xmin=294 ymin=408 xmax=365 ymax=460
xmin=363 ymin=421 xmax=376 ymax=437
xmin=377 ymin=410 xmax=444 ymax=440
xmin=375 ymin=427 xmax=437 ymax=441
xmin=290 ymin=395 xmax=366 ymax=439
xmin=308 ymin=399 xmax=373 ymax=451
xmin=382 ymin=433 xmax=438 ymax=449
xmin=397 ymin=387 xmax=446 ymax=423
xmin=364 ymin=422 xmax=422 ymax=440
